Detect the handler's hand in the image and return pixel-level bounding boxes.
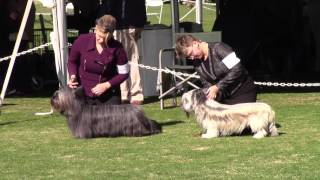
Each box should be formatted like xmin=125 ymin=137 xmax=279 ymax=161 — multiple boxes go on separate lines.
xmin=206 ymin=85 xmax=219 ymax=99
xmin=68 ymin=75 xmax=79 ymax=89
xmin=91 ymin=82 xmax=111 ymax=96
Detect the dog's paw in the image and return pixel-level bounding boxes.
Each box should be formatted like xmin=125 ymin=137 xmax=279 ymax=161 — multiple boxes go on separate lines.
xmin=253 ymin=131 xmax=267 ymax=139
xmin=201 ymin=133 xmax=218 ymax=138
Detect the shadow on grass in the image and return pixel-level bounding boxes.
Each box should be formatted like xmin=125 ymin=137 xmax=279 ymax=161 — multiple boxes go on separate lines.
xmin=161 ymin=105 xmax=180 ymax=109
xmin=143 ymin=96 xmax=159 ymax=104
xmin=232 ymin=123 xmax=284 ymax=137
xmin=226 ymin=122 xmax=284 ymax=137
xmin=159 ymin=120 xmax=184 ymax=127
xmin=0 ymin=116 xmax=51 ymax=127
xmin=0 ymin=103 xmax=17 ymax=106
xmin=0 ymin=121 xmax=18 ymax=126
xmin=143 ymin=96 xmax=181 ymax=108
xmin=276 ymin=123 xmax=282 ymax=128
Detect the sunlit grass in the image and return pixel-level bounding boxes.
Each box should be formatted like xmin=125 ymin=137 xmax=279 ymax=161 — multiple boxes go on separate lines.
xmin=1 ymin=92 xmax=320 ymax=179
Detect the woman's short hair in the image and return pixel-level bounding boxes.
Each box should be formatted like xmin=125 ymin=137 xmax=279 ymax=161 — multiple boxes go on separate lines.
xmin=175 ymin=35 xmax=198 ymax=59
xmin=95 ymin=15 xmax=116 ymax=34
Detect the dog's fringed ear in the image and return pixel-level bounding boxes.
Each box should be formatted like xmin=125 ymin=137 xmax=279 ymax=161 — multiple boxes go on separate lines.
xmin=193 ymin=89 xmax=207 ymax=105
xmin=201 ymin=88 xmax=208 ymax=95
xmin=73 ymin=86 xmax=85 ymax=98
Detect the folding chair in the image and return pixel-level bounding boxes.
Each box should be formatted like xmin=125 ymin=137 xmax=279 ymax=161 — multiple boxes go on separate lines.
xmin=158 ymin=32 xmax=221 ymax=109
xmin=146 ymin=0 xmax=164 ymax=24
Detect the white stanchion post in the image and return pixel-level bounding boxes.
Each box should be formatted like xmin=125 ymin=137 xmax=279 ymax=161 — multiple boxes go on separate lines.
xmin=196 ymin=0 xmax=203 ymax=24
xmin=51 ymin=0 xmax=61 ymax=85
xmin=0 ymin=0 xmax=33 ymax=106
xmin=56 ymin=0 xmax=68 ymax=87
xmin=51 ymin=0 xmax=68 ymax=88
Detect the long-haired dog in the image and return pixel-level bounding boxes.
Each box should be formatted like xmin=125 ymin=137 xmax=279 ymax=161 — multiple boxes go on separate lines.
xmin=181 ymin=89 xmax=278 ymax=139
xmin=51 ymin=87 xmax=161 ymax=138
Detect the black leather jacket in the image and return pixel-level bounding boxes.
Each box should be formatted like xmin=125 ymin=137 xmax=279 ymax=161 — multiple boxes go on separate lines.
xmin=194 ymin=42 xmax=251 ymax=100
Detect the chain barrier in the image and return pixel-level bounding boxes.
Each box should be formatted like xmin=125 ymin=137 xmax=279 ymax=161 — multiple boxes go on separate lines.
xmin=130 ymin=61 xmax=320 ymax=88
xmin=130 ymin=61 xmax=200 ymax=78
xmin=0 ymin=42 xmax=52 ymax=63
xmin=254 ymin=81 xmax=320 ymax=87
xmin=1 ymin=42 xmax=319 ymax=88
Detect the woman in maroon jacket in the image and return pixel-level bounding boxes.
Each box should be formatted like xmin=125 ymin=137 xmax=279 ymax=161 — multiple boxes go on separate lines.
xmin=67 ymin=15 xmax=129 ymax=105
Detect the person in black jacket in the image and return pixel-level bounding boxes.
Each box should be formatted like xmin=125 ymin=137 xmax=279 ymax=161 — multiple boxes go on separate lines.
xmin=98 ymin=0 xmax=147 ymax=105
xmin=175 ymin=34 xmax=257 ymax=105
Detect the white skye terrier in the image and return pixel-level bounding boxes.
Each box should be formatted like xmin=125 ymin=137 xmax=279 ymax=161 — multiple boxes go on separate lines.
xmin=181 ymin=89 xmax=279 ymax=139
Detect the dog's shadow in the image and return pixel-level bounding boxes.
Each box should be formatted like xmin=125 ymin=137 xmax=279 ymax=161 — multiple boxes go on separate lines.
xmin=276 ymin=123 xmax=282 ymax=128
xmin=194 ymin=128 xmax=257 ymax=137
xmin=237 ymin=123 xmax=284 ymax=136
xmin=237 ymin=123 xmax=285 ymax=137
xmin=158 ymin=120 xmax=184 ymax=127
xmin=275 ymin=123 xmax=286 ymax=136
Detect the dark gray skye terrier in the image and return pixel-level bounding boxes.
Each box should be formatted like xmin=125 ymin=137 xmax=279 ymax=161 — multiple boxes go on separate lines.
xmin=51 ymin=87 xmax=161 ymax=138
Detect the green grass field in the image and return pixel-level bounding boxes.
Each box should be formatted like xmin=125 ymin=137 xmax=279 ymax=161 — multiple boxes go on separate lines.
xmin=0 ymin=92 xmax=320 ymax=179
